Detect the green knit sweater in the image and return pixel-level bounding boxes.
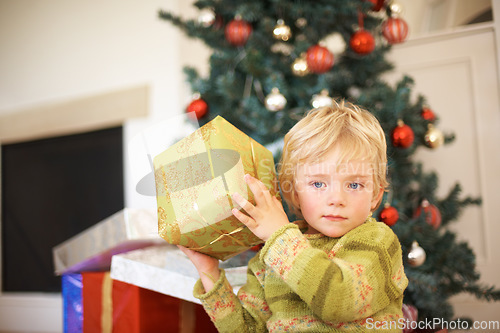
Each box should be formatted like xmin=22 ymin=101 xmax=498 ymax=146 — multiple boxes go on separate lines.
xmin=193 ymin=218 xmax=408 ymax=332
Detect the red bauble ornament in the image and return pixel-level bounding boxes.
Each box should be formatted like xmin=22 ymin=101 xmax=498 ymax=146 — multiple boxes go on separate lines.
xmin=306 ymin=44 xmax=334 ymax=74
xmin=365 ymin=0 xmax=385 ymax=11
xmin=379 ymin=204 xmax=399 ymax=226
xmin=350 ymin=29 xmax=375 ymax=55
xmin=414 ymin=199 xmax=442 ymax=229
xmin=186 ymin=96 xmax=209 ymax=120
xmin=225 ymin=18 xmax=252 ymax=46
xmin=382 ymin=17 xmax=409 ymax=44
xmin=421 ymin=106 xmax=436 ymax=121
xmin=392 ymin=120 xmax=414 ymax=148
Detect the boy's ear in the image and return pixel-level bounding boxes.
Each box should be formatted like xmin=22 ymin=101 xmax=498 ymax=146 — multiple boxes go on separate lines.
xmin=371 ymin=187 xmax=385 ymax=210
xmin=293 ymin=190 xmax=300 ymax=209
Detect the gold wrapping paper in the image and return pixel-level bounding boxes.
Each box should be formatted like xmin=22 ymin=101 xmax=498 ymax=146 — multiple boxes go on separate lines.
xmin=153 ymin=116 xmax=279 ymax=260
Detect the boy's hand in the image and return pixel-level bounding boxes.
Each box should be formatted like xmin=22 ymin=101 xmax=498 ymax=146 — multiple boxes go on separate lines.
xmin=177 ymin=245 xmax=220 ymax=292
xmin=232 ymin=174 xmax=289 ymax=241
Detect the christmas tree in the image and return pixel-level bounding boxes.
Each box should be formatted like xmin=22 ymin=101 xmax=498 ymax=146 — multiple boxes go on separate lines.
xmin=159 ymin=0 xmax=500 ymax=327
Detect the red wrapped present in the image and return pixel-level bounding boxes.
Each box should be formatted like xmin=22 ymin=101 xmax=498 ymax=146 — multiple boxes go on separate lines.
xmin=81 ymin=272 xmax=216 ymax=333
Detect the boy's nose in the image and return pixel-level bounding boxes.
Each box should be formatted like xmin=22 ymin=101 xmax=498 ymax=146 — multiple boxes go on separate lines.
xmin=327 ymin=183 xmax=346 ymax=206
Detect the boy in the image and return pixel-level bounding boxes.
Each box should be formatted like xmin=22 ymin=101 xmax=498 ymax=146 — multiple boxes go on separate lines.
xmin=179 ymin=100 xmax=408 ymax=332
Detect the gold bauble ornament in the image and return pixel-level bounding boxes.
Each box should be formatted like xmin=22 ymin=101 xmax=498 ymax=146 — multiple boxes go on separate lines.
xmin=273 ymin=19 xmax=292 ymax=41
xmin=265 ymin=87 xmax=287 ymax=112
xmin=424 ymin=124 xmax=444 ymax=149
xmin=390 ymin=1 xmax=404 ymax=16
xmin=291 ymin=55 xmax=310 ymax=76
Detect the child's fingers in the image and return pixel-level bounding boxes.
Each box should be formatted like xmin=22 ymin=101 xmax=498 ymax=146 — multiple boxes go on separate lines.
xmin=256 ymin=178 xmax=274 ymax=203
xmin=244 ymin=174 xmax=265 ymax=206
xmin=244 ymin=174 xmax=272 ymax=206
xmin=232 ymin=207 xmax=256 ymax=229
xmin=232 ymin=192 xmax=261 ymax=219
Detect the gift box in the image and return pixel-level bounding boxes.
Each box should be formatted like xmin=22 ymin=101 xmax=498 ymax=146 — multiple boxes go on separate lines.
xmin=62 ymin=274 xmax=84 ymax=333
xmin=53 ymin=208 xmax=163 ymax=275
xmin=110 ymin=244 xmax=251 ymax=304
xmin=73 ymin=271 xmax=217 ymax=333
xmin=153 ymin=116 xmax=279 ymax=260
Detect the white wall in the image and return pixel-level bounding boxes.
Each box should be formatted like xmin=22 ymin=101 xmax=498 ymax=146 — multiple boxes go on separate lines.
xmin=0 ymin=0 xmax=181 ymax=113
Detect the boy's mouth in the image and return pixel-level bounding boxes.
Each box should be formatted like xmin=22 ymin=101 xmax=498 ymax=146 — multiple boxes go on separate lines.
xmin=323 ymin=215 xmax=347 ymax=222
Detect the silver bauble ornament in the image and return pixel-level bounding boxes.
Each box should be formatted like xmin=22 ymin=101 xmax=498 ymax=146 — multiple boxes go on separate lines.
xmin=325 ymin=32 xmax=347 ymax=55
xmin=265 ymin=88 xmax=287 ymax=112
xmin=291 ymin=56 xmax=310 ymax=76
xmin=408 ymin=241 xmax=426 ymax=267
xmin=424 ymin=124 xmax=444 ymax=149
xmin=273 ymin=19 xmax=292 ymax=41
xmin=311 ymin=89 xmax=333 ymax=108
xmin=197 ymin=8 xmax=216 ymax=27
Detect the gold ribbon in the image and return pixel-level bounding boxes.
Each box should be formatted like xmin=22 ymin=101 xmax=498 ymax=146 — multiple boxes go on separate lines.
xmin=250 ymin=140 xmax=258 ymax=178
xmin=208 ymin=226 xmax=245 ymax=246
xmin=189 ymin=207 xmax=247 ymax=251
xmin=101 ymin=273 xmax=113 ymax=333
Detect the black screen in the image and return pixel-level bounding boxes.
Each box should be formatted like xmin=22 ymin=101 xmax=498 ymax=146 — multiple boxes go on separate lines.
xmin=1 ymin=126 xmax=124 ymax=292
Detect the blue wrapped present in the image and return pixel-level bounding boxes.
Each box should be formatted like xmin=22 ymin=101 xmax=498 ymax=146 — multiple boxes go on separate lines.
xmin=62 ymin=274 xmax=83 ymax=333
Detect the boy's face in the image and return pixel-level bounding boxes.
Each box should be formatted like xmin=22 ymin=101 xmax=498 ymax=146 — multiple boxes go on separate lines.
xmin=294 ymin=147 xmax=383 ymax=238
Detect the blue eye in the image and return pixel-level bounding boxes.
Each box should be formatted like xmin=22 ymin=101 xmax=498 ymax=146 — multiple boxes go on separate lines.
xmin=312 ymin=181 xmax=324 ymax=188
xmin=348 ymin=182 xmax=360 ymax=190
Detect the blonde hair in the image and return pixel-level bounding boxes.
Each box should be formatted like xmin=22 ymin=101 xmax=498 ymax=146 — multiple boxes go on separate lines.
xmin=278 ymin=100 xmax=388 ymax=216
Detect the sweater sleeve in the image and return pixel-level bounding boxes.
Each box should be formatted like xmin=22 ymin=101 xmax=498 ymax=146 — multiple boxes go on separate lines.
xmin=193 ymin=260 xmax=271 ymax=332
xmin=259 ymin=222 xmax=408 ymax=323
